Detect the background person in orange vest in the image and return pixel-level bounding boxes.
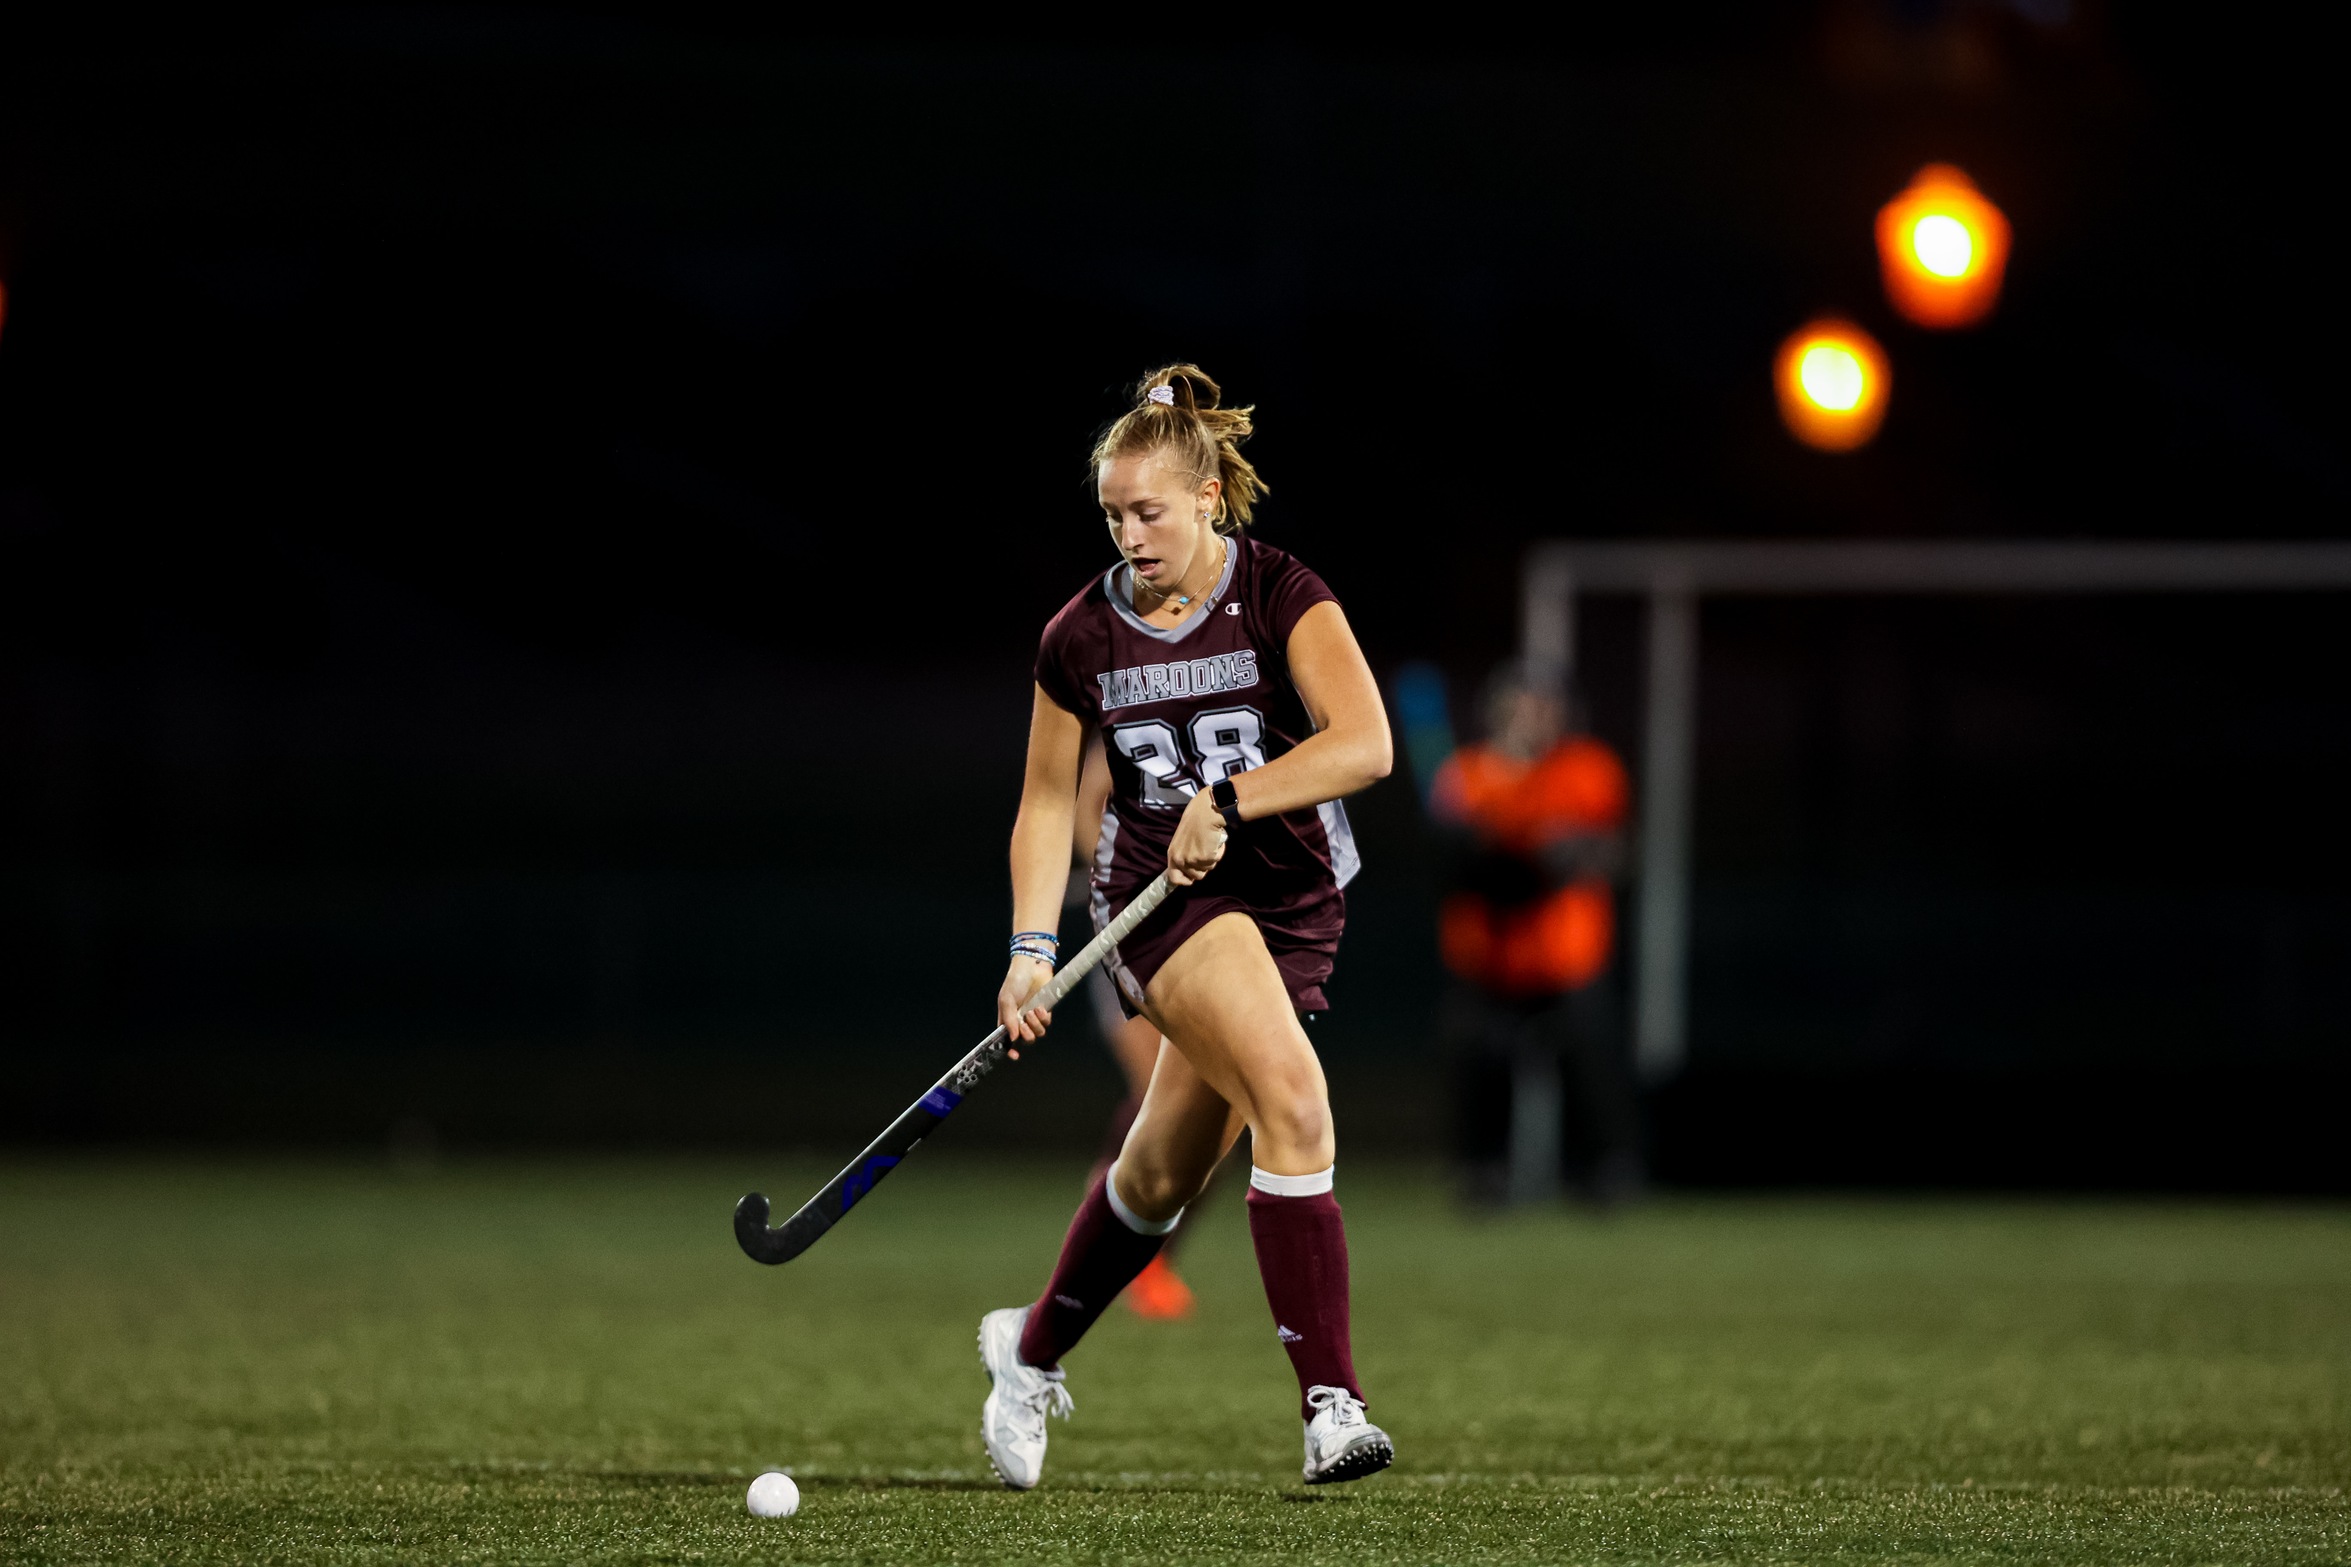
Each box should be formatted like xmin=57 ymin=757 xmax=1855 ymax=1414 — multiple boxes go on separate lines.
xmin=1430 ymin=663 xmax=1643 ymax=1206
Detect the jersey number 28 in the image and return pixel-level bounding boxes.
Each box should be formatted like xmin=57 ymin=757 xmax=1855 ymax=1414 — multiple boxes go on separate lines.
xmin=1110 ymin=706 xmax=1268 ymax=807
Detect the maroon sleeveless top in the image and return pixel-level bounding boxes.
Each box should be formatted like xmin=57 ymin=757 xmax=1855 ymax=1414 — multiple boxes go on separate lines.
xmin=1035 ymin=535 xmax=1360 ymax=1010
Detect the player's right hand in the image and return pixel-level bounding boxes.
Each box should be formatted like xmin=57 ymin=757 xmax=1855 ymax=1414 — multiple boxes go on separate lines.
xmin=1166 ymin=789 xmax=1229 ymax=887
xmin=998 ymin=955 xmax=1056 ymax=1050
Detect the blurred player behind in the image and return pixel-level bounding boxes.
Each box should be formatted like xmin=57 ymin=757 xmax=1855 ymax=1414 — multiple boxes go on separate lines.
xmin=1433 ymin=664 xmax=1639 ymax=1204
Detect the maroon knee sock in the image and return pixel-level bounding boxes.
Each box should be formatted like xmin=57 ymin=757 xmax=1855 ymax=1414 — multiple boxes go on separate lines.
xmin=1018 ymin=1173 xmax=1166 ymax=1369
xmin=1246 ymin=1181 xmax=1363 ymax=1418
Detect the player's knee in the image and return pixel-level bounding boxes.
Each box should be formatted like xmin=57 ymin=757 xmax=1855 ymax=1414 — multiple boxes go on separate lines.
xmin=1253 ymin=1078 xmax=1333 ymax=1162
xmin=1114 ymin=1158 xmax=1198 ymax=1222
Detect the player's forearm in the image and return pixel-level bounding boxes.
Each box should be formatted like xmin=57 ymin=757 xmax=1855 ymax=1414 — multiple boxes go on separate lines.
xmin=1008 ymin=798 xmax=1077 ymax=937
xmin=1010 ymin=684 xmax=1087 ymax=946
xmin=1237 ymin=599 xmax=1392 ymax=821
xmin=1227 ymin=723 xmax=1393 ymax=820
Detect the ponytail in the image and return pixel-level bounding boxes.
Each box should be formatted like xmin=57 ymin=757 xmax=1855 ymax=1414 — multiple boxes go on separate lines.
xmin=1090 ymin=363 xmax=1268 ymax=531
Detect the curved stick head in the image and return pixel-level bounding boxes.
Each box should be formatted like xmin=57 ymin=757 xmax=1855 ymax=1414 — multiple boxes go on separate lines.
xmin=735 ymin=1191 xmax=786 ymax=1265
xmin=735 ymin=1190 xmax=833 ymax=1265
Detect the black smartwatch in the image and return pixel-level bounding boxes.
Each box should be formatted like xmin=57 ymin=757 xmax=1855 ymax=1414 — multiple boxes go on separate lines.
xmin=1211 ymin=776 xmax=1246 ymax=832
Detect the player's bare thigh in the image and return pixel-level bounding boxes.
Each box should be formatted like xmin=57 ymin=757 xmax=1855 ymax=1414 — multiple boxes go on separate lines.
xmin=1112 ymin=1040 xmax=1245 ymax=1222
xmin=1144 ymin=911 xmax=1335 ymax=1179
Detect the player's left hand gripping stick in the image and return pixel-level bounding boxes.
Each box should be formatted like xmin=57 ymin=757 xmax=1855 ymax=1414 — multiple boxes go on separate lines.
xmin=734 ymin=872 xmax=1174 ymax=1265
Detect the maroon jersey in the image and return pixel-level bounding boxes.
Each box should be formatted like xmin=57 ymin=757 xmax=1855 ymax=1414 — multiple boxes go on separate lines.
xmin=1035 ymin=535 xmax=1361 ymax=1011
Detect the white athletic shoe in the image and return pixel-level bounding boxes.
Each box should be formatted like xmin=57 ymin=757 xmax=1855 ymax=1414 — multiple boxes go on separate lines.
xmin=978 ymin=1306 xmax=1073 ymax=1490
xmin=1301 ymin=1385 xmax=1394 ymax=1485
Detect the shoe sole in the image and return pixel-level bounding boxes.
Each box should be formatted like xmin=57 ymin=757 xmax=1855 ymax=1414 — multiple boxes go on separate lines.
xmin=1303 ymin=1434 xmax=1394 ymax=1486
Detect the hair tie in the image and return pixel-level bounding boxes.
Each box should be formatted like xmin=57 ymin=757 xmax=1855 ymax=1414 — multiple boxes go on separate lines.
xmin=1145 ymin=385 xmax=1176 ymax=406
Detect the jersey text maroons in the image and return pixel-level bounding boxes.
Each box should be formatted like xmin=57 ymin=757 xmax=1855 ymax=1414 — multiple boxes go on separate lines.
xmin=1034 ymin=535 xmax=1361 ymax=1001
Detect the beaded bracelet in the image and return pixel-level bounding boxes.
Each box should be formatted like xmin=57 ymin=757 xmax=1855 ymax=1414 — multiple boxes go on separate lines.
xmin=1009 ymin=932 xmax=1059 ymax=965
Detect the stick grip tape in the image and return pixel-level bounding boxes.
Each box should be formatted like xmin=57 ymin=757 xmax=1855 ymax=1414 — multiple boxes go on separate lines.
xmin=1018 ymin=871 xmax=1172 ymax=1019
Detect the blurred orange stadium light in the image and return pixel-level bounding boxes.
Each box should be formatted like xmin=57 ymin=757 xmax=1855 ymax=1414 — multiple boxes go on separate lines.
xmin=1774 ymin=317 xmax=1889 ymax=451
xmin=1876 ymin=164 xmax=2011 ymax=329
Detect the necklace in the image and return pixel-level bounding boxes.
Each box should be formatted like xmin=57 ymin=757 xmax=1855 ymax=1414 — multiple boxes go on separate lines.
xmin=1143 ymin=535 xmax=1227 ymax=617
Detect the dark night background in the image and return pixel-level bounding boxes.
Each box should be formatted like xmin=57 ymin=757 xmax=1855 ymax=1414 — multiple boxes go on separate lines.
xmin=3 ymin=7 xmax=2344 ymax=1187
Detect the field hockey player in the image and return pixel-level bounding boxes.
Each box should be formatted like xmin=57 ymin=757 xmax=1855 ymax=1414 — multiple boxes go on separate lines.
xmin=980 ymin=364 xmax=1397 ymax=1489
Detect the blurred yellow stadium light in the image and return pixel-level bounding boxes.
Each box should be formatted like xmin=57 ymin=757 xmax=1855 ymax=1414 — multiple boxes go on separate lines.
xmin=1775 ymin=317 xmax=1889 ymax=451
xmin=1877 ymin=164 xmax=2011 ymax=329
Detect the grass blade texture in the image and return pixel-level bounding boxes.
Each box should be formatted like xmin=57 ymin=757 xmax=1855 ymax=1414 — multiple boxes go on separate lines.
xmin=2 ymin=1155 xmax=2345 ymax=1564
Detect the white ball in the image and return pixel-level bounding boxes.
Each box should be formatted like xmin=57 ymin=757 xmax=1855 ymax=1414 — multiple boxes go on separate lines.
xmin=746 ymin=1471 xmax=800 ymax=1519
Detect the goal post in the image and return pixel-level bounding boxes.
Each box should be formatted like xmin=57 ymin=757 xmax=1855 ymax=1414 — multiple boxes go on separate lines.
xmin=1520 ymin=540 xmax=2351 ymax=1084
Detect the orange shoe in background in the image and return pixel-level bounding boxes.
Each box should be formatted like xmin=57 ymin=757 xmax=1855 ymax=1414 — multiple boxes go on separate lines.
xmin=1123 ymin=1254 xmax=1196 ymax=1320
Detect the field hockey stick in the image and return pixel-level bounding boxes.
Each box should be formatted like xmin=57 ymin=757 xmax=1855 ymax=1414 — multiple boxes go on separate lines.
xmin=735 ymin=870 xmax=1175 ymax=1265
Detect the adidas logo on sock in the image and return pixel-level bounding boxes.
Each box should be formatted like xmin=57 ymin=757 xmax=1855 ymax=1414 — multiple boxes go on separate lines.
xmin=1277 ymin=1325 xmax=1304 ymax=1344
xmin=1054 ymin=1294 xmax=1084 ymax=1309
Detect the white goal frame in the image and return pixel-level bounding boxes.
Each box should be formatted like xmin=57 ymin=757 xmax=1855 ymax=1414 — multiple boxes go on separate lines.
xmin=1520 ymin=540 xmax=2351 ymax=1084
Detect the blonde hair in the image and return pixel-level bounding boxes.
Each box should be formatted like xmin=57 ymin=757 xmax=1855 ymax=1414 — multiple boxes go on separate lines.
xmin=1090 ymin=363 xmax=1268 ymax=532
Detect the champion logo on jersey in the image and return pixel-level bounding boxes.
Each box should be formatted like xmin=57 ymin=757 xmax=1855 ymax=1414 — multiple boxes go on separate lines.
xmin=1277 ymin=1325 xmax=1304 ymax=1344
xmin=1097 ymin=650 xmax=1260 ymax=713
xmin=1225 ymin=602 xmax=1241 ymax=615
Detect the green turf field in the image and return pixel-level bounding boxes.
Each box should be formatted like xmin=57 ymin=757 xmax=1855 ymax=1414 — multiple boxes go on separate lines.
xmin=2 ymin=1155 xmax=2345 ymax=1564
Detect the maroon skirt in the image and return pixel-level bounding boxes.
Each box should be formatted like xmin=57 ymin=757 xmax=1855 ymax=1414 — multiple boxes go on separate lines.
xmin=1098 ymin=880 xmax=1346 ymax=1018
